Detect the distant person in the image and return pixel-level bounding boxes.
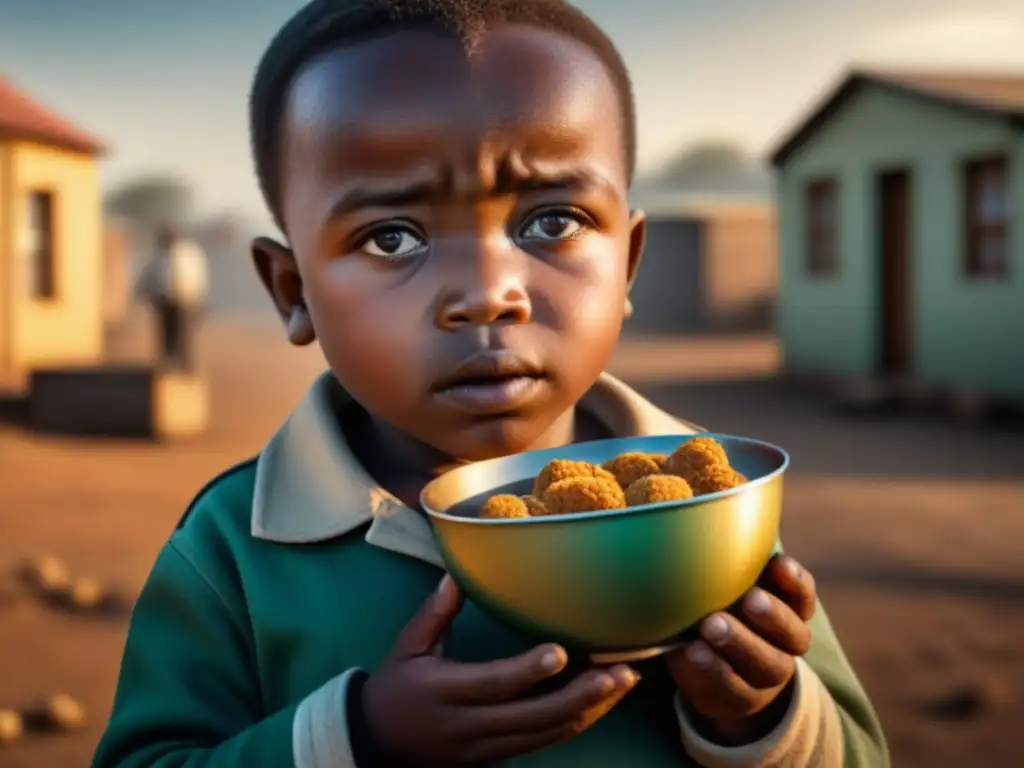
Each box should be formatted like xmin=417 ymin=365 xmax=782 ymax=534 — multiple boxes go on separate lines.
xmin=137 ymin=225 xmax=209 ymax=372
xmin=93 ymin=1 xmax=888 ymax=767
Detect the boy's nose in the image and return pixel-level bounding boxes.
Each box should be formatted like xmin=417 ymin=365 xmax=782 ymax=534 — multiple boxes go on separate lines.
xmin=435 ymin=262 xmax=532 ymax=330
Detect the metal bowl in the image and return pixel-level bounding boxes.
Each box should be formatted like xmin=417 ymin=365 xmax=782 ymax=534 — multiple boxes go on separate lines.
xmin=421 ymin=434 xmax=788 ymax=662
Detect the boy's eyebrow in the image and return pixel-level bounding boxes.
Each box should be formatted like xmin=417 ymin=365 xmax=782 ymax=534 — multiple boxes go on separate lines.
xmin=322 ymin=165 xmax=618 ymax=223
xmin=326 ymin=180 xmax=440 ymax=219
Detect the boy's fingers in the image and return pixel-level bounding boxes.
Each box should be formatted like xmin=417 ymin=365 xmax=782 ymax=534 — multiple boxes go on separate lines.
xmin=467 ymin=665 xmax=638 ymax=736
xmin=458 ymin=678 xmax=635 ymax=763
xmin=740 ymin=588 xmax=812 ymax=657
xmin=762 ymin=556 xmax=817 ymax=621
xmin=668 ymin=642 xmax=759 ymax=719
xmin=435 ymin=644 xmax=568 ymax=704
xmin=391 ymin=575 xmax=464 ymax=658
xmin=699 ymin=613 xmax=796 ymax=690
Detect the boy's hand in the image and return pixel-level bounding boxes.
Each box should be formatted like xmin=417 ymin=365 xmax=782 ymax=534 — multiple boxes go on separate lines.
xmin=362 ymin=575 xmax=640 ymax=764
xmin=666 ymin=555 xmax=816 ymax=745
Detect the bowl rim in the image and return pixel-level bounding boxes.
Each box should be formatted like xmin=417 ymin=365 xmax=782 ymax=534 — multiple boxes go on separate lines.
xmin=421 ymin=432 xmax=790 ymax=526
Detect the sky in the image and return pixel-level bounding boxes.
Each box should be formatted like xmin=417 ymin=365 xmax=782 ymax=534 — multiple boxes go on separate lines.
xmin=2 ymin=0 xmax=1024 ymax=231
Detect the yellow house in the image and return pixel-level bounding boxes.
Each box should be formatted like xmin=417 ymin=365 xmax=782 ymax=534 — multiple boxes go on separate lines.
xmin=0 ymin=75 xmax=105 ymax=392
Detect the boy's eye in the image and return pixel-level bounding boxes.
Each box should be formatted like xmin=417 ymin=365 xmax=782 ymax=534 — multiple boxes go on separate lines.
xmin=520 ymin=211 xmax=586 ymax=242
xmin=358 ymin=226 xmax=426 ymax=259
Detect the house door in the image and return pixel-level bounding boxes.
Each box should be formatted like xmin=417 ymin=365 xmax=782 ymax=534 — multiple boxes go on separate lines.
xmin=878 ymin=170 xmax=913 ymax=375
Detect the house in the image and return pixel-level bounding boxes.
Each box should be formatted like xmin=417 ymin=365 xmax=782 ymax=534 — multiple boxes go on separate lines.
xmin=0 ymin=75 xmax=105 ymax=391
xmin=771 ymin=70 xmax=1024 ymax=404
xmin=0 ymin=76 xmax=207 ymax=439
xmin=624 ymin=192 xmax=777 ymax=335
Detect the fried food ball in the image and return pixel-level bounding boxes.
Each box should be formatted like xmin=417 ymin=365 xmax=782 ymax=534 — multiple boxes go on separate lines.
xmin=533 ymin=459 xmax=617 ymax=498
xmin=689 ymin=464 xmax=748 ymax=496
xmin=624 ymin=474 xmax=694 ymax=506
xmin=544 ymin=476 xmax=626 ymax=515
xmin=480 ymin=494 xmax=531 ymax=519
xmin=662 ymin=437 xmax=731 ymax=480
xmin=602 ymin=452 xmax=662 ymax=490
xmin=521 ymin=494 xmax=549 ymax=516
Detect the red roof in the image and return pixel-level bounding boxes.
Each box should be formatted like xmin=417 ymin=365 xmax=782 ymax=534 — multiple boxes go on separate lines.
xmin=0 ymin=75 xmax=104 ymax=155
xmin=771 ymin=69 xmax=1024 ymax=166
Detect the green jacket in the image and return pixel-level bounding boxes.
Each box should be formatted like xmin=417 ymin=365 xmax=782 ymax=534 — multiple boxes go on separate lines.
xmin=92 ymin=373 xmax=889 ymax=767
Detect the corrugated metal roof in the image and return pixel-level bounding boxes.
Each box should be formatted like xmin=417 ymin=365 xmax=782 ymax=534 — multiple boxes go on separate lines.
xmin=629 ymin=189 xmax=774 ymax=220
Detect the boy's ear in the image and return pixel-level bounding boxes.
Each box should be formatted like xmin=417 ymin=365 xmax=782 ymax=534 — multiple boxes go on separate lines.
xmin=624 ymin=209 xmax=646 ymax=316
xmin=251 ymin=236 xmax=316 ymax=346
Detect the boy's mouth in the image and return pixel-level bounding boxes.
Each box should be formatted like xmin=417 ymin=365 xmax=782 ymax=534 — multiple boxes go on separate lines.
xmin=432 ymin=352 xmax=548 ymax=415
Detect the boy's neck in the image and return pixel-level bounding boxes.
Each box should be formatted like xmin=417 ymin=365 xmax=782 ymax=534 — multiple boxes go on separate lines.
xmin=330 ymin=382 xmax=609 ymax=510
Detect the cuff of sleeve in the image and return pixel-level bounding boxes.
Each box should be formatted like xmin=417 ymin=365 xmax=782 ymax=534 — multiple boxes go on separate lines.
xmin=293 ymin=668 xmax=363 ymax=768
xmin=675 ymin=657 xmax=843 ymax=767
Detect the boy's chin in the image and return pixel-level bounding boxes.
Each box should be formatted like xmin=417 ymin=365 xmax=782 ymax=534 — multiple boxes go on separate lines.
xmin=440 ymin=416 xmax=551 ymax=463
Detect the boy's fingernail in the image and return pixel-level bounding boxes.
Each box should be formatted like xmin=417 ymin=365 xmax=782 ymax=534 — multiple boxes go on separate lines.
xmin=746 ymin=588 xmax=772 ymax=616
xmin=592 ymin=674 xmax=616 ymax=696
xmin=688 ymin=642 xmax=714 ymax=668
xmin=540 ymin=646 xmax=567 ymax=672
xmin=701 ymin=614 xmax=730 ymax=646
xmin=610 ymin=665 xmax=641 ymax=688
xmin=436 ymin=576 xmax=460 ymax=606
xmin=783 ymin=557 xmax=802 ymax=579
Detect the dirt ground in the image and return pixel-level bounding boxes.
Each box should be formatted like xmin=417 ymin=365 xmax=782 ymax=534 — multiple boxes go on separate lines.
xmin=1 ymin=318 xmax=1021 ymax=767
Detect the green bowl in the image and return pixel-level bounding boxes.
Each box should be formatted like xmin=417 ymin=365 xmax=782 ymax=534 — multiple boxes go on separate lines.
xmin=421 ymin=434 xmax=788 ymax=662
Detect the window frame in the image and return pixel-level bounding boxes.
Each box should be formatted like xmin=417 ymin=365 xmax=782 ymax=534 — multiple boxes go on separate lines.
xmin=963 ymin=155 xmax=1010 ymax=280
xmin=25 ymin=189 xmax=58 ymax=300
xmin=804 ymin=177 xmax=840 ymax=278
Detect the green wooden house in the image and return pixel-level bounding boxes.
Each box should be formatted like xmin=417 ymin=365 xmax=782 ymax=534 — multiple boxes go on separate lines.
xmin=770 ymin=70 xmax=1024 ymax=404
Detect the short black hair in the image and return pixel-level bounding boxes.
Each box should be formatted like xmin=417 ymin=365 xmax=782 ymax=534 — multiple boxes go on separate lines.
xmin=249 ymin=0 xmax=636 ymax=230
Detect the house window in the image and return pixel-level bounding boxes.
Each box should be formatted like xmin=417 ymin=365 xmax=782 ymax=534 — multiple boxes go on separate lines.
xmin=964 ymin=157 xmax=1009 ymax=279
xmin=26 ymin=190 xmax=56 ymax=299
xmin=805 ymin=179 xmax=839 ymax=276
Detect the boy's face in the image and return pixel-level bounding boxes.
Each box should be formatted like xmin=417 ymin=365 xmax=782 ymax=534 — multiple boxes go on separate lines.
xmin=255 ymin=25 xmax=644 ymax=461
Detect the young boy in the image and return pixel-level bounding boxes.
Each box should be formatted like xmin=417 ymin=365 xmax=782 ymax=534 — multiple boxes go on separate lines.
xmin=93 ymin=0 xmax=889 ymax=765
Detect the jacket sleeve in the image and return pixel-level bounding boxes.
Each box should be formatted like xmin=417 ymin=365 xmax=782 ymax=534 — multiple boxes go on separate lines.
xmin=91 ymin=542 xmax=301 ymax=767
xmin=803 ymin=604 xmax=890 ymax=767
xmin=675 ymin=602 xmax=890 ymax=767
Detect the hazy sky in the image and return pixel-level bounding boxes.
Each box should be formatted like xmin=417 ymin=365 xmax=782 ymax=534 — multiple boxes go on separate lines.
xmin=2 ymin=0 xmax=1023 ymax=230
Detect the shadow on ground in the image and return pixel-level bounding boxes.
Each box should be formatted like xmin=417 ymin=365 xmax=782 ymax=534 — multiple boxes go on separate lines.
xmin=634 ymin=375 xmax=1024 ymax=480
